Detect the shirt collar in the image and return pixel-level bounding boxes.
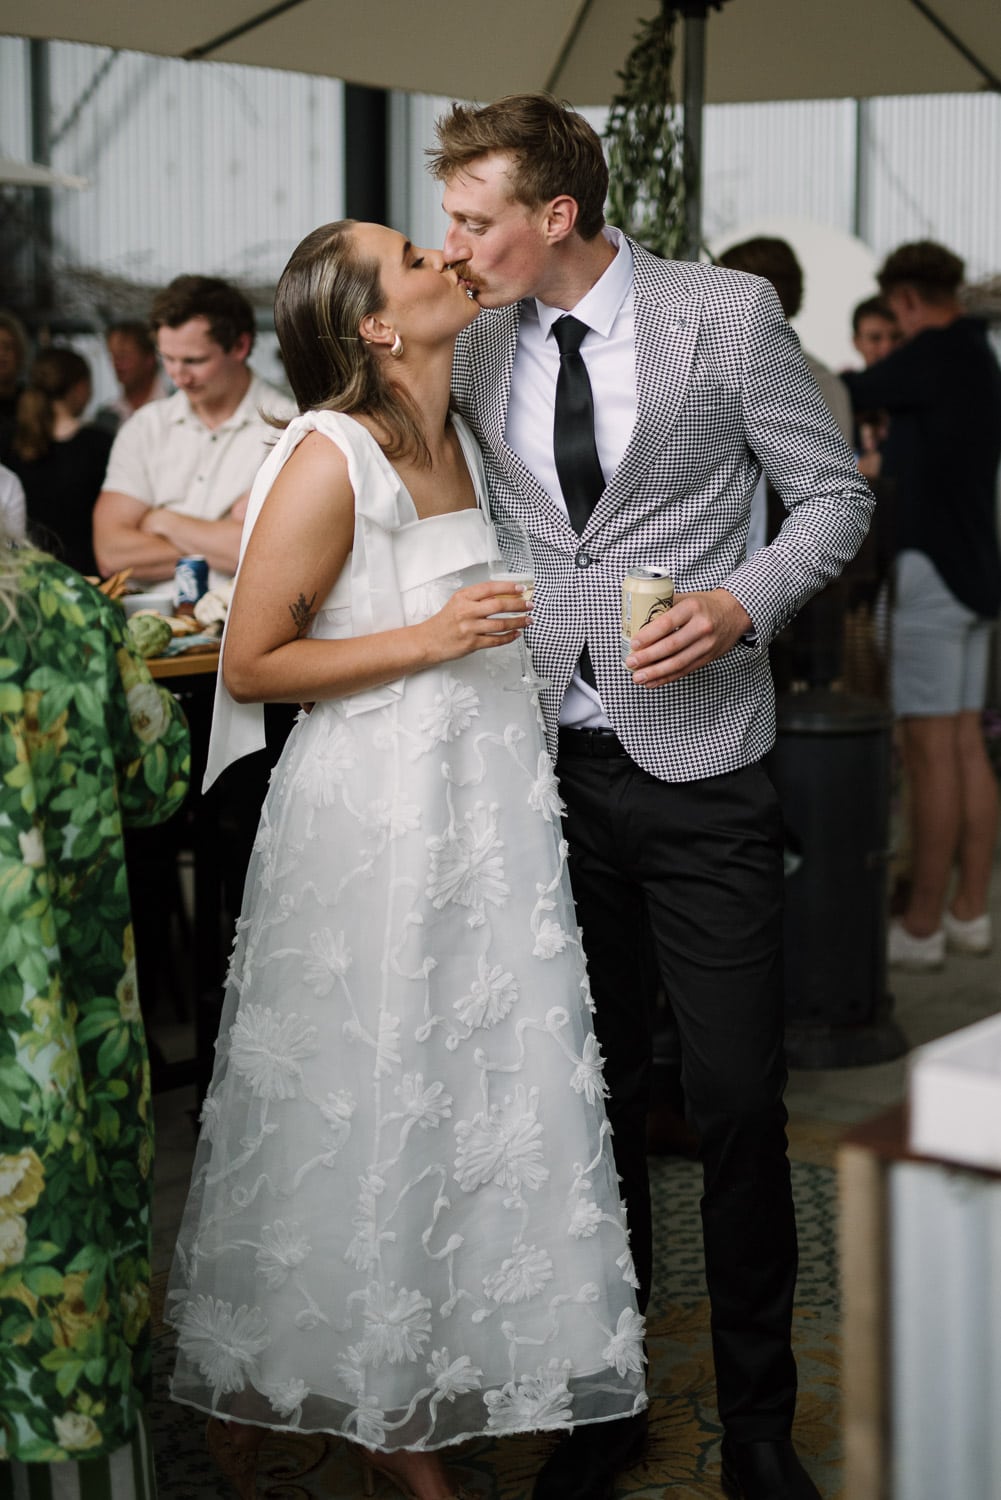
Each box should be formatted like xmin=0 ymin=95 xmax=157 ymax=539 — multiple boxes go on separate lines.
xmin=533 ymin=226 xmax=634 ymax=343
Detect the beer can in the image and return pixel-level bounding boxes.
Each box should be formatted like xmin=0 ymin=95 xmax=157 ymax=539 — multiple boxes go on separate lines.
xmin=174 ymin=555 xmax=209 ymax=610
xmin=622 ymin=567 xmax=674 ymax=661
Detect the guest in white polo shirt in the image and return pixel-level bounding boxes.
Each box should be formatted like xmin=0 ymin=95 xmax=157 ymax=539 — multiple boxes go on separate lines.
xmin=94 ymin=276 xmax=293 ymax=589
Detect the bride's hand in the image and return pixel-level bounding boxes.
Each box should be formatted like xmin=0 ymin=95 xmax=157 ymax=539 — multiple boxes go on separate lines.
xmin=422 ymin=579 xmax=531 ymax=663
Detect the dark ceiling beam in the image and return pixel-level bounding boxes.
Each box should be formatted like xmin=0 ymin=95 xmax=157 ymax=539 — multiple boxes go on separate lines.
xmin=544 ymin=0 xmax=598 ymax=96
xmin=183 ymin=0 xmax=310 ymax=62
xmin=908 ymin=0 xmax=1001 ymax=93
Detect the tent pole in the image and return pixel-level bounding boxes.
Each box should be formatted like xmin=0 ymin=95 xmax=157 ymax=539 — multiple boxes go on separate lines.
xmin=681 ymin=7 xmax=706 ymax=262
xmin=344 ymin=84 xmax=389 ymax=224
xmin=852 ymin=98 xmax=872 ymax=243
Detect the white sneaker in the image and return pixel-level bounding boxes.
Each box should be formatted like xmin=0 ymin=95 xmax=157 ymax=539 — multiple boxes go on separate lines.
xmin=943 ymin=910 xmax=993 ymax=956
xmin=887 ymin=920 xmax=945 ymax=972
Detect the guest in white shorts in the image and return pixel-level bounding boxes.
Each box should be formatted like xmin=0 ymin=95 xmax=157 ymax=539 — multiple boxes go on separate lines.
xmin=893 ymin=549 xmax=993 ymax=717
xmin=890 ymin=548 xmax=998 ymax=969
xmin=841 ymin=239 xmax=1000 ymax=975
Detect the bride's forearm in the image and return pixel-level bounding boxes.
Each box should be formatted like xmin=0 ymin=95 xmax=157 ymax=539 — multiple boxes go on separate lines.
xmin=222 ymin=625 xmax=437 ymax=705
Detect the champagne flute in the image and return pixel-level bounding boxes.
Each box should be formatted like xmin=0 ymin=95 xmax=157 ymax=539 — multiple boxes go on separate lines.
xmin=487 ymin=518 xmax=547 ymax=692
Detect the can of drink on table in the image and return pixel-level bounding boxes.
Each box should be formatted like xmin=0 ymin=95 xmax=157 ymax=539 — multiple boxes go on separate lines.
xmin=174 ymin=555 xmax=208 ymax=613
xmin=621 ymin=567 xmax=674 ymax=662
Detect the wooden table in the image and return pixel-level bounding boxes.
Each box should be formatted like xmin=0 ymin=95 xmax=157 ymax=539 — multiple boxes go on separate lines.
xmin=148 ymin=643 xmax=221 ymax=682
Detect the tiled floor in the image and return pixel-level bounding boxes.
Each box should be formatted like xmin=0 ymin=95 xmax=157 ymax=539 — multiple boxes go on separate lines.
xmin=150 ymin=856 xmax=1001 ymax=1275
xmin=144 ymin=870 xmax=996 ymax=1500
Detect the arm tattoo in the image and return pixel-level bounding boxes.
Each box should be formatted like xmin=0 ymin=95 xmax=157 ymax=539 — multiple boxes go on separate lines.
xmin=288 ymin=590 xmax=318 ymax=639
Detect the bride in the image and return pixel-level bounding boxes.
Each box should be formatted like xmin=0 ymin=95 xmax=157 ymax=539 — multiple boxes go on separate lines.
xmin=167 ymin=220 xmax=646 ymax=1500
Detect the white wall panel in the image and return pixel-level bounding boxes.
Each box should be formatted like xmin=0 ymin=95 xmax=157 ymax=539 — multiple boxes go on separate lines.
xmin=864 ymin=92 xmax=1001 ymax=283
xmin=41 ymin=42 xmax=344 ymax=289
xmin=0 ymin=34 xmax=30 ymax=156
xmin=703 ymin=99 xmax=858 ymax=244
xmin=2 ymin=38 xmax=999 ymax=397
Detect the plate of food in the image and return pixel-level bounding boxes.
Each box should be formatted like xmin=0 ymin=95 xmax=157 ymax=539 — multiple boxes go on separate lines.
xmin=125 ymin=609 xmax=223 ymax=659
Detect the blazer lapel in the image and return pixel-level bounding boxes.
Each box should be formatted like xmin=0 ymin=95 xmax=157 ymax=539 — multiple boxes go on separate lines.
xmin=471 ymin=304 xmax=518 ymax=455
xmin=472 ymin=303 xmax=577 ymax=534
xmin=469 ymin=246 xmax=705 ymax=539
xmin=585 ymin=275 xmax=703 ymax=533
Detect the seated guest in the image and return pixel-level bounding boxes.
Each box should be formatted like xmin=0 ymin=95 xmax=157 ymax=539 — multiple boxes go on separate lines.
xmin=93 ymin=281 xmax=295 ymax=1005
xmin=3 ymin=346 xmax=112 ymax=577
xmin=0 ymin=513 xmax=189 ymax=1494
xmin=94 ymin=319 xmax=169 ymax=434
xmin=93 ymin=275 xmax=293 ymax=591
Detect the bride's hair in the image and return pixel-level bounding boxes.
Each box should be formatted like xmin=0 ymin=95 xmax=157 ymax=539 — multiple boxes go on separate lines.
xmin=274 ymin=220 xmax=430 ymax=466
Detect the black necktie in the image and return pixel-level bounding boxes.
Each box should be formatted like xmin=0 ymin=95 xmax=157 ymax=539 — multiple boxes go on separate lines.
xmin=553 ymin=315 xmax=605 ymax=533
xmin=553 ymin=315 xmax=604 ymax=689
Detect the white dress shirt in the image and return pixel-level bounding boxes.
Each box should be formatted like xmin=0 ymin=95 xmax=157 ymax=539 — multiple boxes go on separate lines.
xmin=103 ymin=371 xmax=295 ymax=588
xmin=505 ymin=226 xmax=637 ymax=728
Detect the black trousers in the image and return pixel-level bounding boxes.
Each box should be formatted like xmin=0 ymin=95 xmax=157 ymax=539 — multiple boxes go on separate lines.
xmin=555 ymin=734 xmax=798 ymax=1442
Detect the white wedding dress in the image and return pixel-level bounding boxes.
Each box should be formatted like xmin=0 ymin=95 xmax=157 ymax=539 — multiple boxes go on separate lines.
xmin=168 ymin=412 xmax=646 ymax=1452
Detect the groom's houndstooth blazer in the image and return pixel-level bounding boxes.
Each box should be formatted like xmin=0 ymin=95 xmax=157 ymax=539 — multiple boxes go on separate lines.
xmin=452 ymin=240 xmax=875 ymax=783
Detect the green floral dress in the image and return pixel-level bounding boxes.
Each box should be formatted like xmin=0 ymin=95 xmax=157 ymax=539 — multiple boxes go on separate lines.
xmin=0 ymin=556 xmax=190 ymax=1463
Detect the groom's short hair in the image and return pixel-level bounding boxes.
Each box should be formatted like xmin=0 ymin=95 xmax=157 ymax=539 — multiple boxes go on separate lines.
xmin=428 ymin=93 xmax=608 ymax=242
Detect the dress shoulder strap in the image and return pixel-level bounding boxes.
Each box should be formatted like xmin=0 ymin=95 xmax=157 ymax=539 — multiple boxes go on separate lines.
xmin=203 ymin=410 xmax=409 ymax=792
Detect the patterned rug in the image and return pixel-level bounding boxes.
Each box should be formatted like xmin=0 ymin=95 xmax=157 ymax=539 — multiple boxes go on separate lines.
xmin=150 ymin=1156 xmax=840 ymax=1499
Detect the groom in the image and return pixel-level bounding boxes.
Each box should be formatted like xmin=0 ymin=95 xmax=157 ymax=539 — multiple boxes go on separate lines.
xmin=431 ymin=94 xmax=872 ymax=1500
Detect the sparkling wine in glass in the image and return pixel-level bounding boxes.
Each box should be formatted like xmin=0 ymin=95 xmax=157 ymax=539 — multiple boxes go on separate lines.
xmin=487 ymin=519 xmax=546 ymax=691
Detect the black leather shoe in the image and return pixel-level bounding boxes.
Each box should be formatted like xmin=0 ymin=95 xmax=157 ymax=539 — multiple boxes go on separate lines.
xmin=720 ymin=1437 xmax=821 ymax=1499
xmin=532 ymin=1411 xmax=648 ymax=1500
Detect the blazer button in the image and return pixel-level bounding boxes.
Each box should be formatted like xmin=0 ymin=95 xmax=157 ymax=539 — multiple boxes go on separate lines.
xmin=575 ymin=549 xmax=592 ymax=568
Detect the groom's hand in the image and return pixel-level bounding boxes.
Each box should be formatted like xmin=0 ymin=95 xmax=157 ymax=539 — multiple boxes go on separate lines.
xmin=624 ymin=587 xmax=753 ymax=686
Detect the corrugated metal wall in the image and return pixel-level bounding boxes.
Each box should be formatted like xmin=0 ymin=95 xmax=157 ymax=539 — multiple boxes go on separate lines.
xmin=703 ymin=97 xmax=859 ymax=240
xmin=5 ymin=40 xmax=1001 ymax=280
xmin=1 ymin=37 xmax=999 ymax=392
xmin=1 ymin=37 xmax=346 ymax=395
xmin=0 ymin=37 xmax=28 ymax=157
xmin=1 ymin=38 xmax=344 ymax=292
xmin=4 ymin=38 xmax=1000 ymax=295
xmin=55 ymin=52 xmax=343 ymax=284
xmin=862 ymin=92 xmax=1001 ymax=281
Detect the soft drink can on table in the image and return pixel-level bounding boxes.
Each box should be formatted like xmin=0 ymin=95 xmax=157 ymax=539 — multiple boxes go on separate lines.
xmin=621 ymin=567 xmax=674 ymax=662
xmin=174 ymin=555 xmax=209 ymax=610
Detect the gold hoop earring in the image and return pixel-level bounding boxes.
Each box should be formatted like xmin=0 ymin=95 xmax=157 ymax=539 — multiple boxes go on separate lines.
xmin=389 ymin=332 xmax=404 ymax=359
